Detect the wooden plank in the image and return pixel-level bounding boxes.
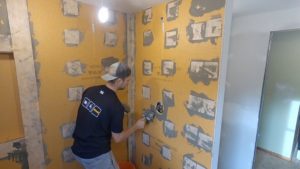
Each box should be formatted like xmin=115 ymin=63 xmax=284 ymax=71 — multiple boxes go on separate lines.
xmin=126 ymin=13 xmax=136 ymax=163
xmin=5 ymin=0 xmax=45 ymax=169
xmin=0 ymin=34 xmax=12 ymax=53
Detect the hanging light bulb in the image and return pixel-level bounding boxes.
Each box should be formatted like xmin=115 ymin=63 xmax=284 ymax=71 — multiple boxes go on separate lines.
xmin=98 ymin=6 xmax=109 ymax=23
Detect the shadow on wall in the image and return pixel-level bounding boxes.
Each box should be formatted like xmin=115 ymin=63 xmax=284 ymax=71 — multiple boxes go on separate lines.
xmin=0 ymin=141 xmax=29 ymax=169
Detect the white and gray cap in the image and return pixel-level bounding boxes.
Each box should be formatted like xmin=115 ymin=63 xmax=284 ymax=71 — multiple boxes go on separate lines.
xmin=101 ymin=62 xmax=131 ymax=81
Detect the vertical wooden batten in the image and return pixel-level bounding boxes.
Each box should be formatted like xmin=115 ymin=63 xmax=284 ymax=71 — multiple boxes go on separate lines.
xmin=6 ymin=0 xmax=45 ymax=168
xmin=126 ymin=13 xmax=136 ymax=163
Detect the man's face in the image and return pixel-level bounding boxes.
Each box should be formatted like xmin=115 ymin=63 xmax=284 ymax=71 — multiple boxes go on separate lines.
xmin=117 ymin=77 xmax=131 ymax=90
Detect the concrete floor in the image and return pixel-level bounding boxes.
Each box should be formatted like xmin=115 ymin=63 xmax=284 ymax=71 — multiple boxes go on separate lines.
xmin=254 ymin=149 xmax=300 ymax=169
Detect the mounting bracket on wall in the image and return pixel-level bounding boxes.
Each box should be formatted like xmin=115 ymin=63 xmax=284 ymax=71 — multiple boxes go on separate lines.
xmin=143 ymin=102 xmax=164 ymax=124
xmin=144 ymin=109 xmax=155 ymax=124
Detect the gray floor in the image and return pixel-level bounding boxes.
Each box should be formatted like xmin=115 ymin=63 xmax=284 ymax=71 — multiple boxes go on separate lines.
xmin=254 ymin=149 xmax=300 ymax=169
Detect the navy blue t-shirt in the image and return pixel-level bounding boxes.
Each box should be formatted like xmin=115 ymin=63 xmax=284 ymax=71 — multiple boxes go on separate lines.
xmin=71 ymin=85 xmax=124 ymax=158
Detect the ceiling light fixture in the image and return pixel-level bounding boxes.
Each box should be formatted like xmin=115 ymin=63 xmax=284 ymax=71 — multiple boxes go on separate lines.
xmin=98 ymin=0 xmax=109 ymax=23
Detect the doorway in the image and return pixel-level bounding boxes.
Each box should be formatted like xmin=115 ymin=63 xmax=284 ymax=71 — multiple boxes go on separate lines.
xmin=254 ymin=29 xmax=300 ymax=169
xmin=0 ymin=53 xmax=26 ymax=169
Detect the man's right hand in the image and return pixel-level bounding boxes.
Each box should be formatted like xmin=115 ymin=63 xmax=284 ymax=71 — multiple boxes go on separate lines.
xmin=135 ymin=118 xmax=145 ymax=129
xmin=112 ymin=118 xmax=145 ymax=143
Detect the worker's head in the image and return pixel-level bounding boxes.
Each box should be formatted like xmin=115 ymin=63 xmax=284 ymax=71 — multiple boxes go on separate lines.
xmin=101 ymin=62 xmax=131 ymax=90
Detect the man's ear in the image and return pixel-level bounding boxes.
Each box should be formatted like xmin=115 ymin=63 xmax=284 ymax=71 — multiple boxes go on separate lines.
xmin=115 ymin=78 xmax=122 ymax=84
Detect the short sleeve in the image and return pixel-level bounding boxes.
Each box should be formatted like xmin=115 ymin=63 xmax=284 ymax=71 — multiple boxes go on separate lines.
xmin=110 ymin=101 xmax=125 ymax=133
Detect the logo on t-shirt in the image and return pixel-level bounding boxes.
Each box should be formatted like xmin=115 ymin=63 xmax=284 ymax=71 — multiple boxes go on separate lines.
xmin=82 ymin=97 xmax=102 ymax=117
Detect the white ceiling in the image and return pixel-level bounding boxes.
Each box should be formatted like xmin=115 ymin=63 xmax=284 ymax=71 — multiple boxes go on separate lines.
xmin=78 ymin=0 xmax=300 ymax=15
xmin=78 ymin=0 xmax=171 ymax=13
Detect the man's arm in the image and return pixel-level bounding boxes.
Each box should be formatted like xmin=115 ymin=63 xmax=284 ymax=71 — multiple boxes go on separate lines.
xmin=112 ymin=118 xmax=145 ymax=143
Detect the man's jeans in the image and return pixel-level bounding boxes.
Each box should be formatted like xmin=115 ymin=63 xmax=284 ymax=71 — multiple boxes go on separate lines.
xmin=74 ymin=151 xmax=119 ymax=169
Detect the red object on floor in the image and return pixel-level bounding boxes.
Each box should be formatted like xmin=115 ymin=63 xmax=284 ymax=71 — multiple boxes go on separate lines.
xmin=118 ymin=161 xmax=136 ymax=169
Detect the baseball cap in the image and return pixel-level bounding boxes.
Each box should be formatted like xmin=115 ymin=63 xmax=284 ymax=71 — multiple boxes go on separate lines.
xmin=101 ymin=62 xmax=131 ymax=81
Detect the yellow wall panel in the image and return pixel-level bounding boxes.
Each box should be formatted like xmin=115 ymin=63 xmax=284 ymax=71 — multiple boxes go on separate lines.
xmin=25 ymin=0 xmax=128 ymax=168
xmin=0 ymin=54 xmax=24 ymax=143
xmin=135 ymin=0 xmax=225 ymax=168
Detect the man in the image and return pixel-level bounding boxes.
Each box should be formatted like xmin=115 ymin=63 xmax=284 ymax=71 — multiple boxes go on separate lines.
xmin=71 ymin=62 xmax=145 ymax=169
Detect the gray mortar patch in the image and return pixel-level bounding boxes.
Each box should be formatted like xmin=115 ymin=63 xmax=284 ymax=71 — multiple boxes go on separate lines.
xmin=29 ymin=13 xmax=42 ymax=95
xmin=189 ymin=0 xmax=225 ymax=17
xmin=142 ymin=8 xmax=152 ymax=25
xmin=183 ymin=154 xmax=207 ymax=169
xmin=185 ymin=90 xmax=216 ymax=120
xmin=161 ymin=60 xmax=176 ymax=76
xmin=31 ymin=39 xmax=39 ymax=60
xmin=64 ymin=29 xmax=84 ymax=47
xmin=165 ymin=28 xmax=178 ymax=49
xmin=64 ymin=60 xmax=86 ymax=76
xmin=166 ymin=0 xmax=182 ymax=21
xmin=205 ymin=17 xmax=222 ymax=45
xmin=104 ymin=32 xmax=117 ymax=47
xmin=141 ymin=153 xmax=153 ymax=166
xmin=143 ymin=60 xmax=153 ymax=76
xmin=186 ymin=20 xmax=208 ymax=43
xmin=155 ymin=89 xmax=175 ymax=121
xmin=62 ymin=147 xmax=75 ymax=162
xmin=34 ymin=62 xmax=41 ymax=79
xmin=61 ymin=0 xmax=80 ymax=17
xmin=162 ymin=89 xmax=175 ymax=108
xmin=188 ymin=58 xmax=219 ymax=85
xmin=43 ymin=143 xmax=51 ymax=165
xmin=34 ymin=62 xmax=41 ymax=94
xmin=182 ymin=124 xmax=213 ymax=152
xmin=161 ymin=145 xmax=172 ymax=160
xmin=163 ymin=120 xmax=177 ymax=138
xmin=60 ymin=122 xmax=75 ymax=138
xmin=143 ymin=30 xmax=154 ymax=46
xmin=186 ymin=18 xmax=222 ymax=45
xmin=68 ymin=86 xmax=84 ymax=101
xmin=28 ymin=13 xmax=40 ymax=60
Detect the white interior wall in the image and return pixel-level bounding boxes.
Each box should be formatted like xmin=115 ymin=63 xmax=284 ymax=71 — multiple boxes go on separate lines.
xmin=218 ymin=6 xmax=300 ymax=169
